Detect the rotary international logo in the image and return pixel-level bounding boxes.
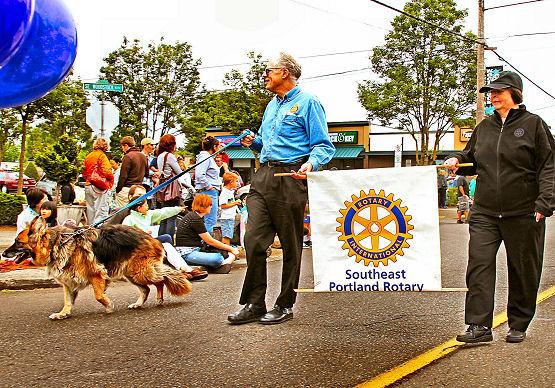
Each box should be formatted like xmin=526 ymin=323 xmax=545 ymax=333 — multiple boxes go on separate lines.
xmin=336 ymin=189 xmax=414 ymax=267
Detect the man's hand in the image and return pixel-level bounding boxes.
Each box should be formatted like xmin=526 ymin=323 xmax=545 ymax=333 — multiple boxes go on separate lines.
xmin=231 ymin=247 xmax=240 ymax=256
xmin=443 ymin=158 xmax=459 ymax=172
xmin=290 ymin=162 xmax=312 ymax=180
xmin=241 ymin=134 xmax=255 ymax=147
xmin=443 ymin=157 xmax=459 ymax=173
xmin=535 ymin=212 xmax=545 ymax=222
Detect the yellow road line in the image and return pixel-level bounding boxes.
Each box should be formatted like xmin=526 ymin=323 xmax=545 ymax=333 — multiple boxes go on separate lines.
xmin=357 ymin=284 xmax=555 ymax=388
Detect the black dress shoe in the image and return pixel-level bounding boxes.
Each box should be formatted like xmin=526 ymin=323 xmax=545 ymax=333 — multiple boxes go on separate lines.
xmin=227 ymin=304 xmax=267 ymax=325
xmin=506 ymin=328 xmax=526 ymax=343
xmin=259 ymin=305 xmax=293 ymax=325
xmin=456 ymin=324 xmax=493 ymax=343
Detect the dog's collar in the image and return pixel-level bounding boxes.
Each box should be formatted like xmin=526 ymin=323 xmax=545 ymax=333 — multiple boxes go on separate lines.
xmin=60 ymin=226 xmax=95 ymax=246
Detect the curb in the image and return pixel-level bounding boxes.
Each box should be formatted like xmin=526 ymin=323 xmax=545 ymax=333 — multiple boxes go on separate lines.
xmin=0 ymin=277 xmax=59 ymax=291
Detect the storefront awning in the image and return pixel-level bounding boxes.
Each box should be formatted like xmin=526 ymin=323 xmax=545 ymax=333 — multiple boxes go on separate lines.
xmin=225 ymin=147 xmax=255 ymax=159
xmin=333 ymin=146 xmax=364 ymax=158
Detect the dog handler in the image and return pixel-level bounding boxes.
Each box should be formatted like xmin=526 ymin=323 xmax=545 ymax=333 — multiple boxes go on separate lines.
xmin=227 ymin=52 xmax=335 ymax=325
xmin=445 ymin=71 xmax=555 ymax=343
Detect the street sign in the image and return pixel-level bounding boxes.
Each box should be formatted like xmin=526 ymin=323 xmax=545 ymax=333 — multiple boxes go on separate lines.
xmin=86 ymin=100 xmax=119 ymax=139
xmin=394 ymin=144 xmax=402 ymax=168
xmin=83 ymin=82 xmax=123 ymax=92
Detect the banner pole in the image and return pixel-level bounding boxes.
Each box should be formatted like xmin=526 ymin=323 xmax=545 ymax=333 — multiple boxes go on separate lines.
xmin=295 ymin=288 xmax=468 ymax=293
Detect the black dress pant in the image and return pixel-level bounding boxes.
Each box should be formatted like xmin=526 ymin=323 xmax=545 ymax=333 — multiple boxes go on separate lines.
xmin=465 ymin=211 xmax=545 ymax=331
xmin=239 ymin=164 xmax=308 ymax=308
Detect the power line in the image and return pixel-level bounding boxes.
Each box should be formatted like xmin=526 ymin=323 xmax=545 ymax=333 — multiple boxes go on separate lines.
xmin=287 ymin=0 xmax=387 ymax=31
xmin=490 ymin=51 xmax=555 ymax=100
xmin=489 ymin=31 xmax=555 ymax=41
xmin=367 ymin=0 xmax=484 ymax=47
xmin=199 ymin=49 xmax=373 ymax=70
xmin=303 ymin=67 xmax=371 ymax=81
xmin=484 ymin=0 xmax=546 ymax=11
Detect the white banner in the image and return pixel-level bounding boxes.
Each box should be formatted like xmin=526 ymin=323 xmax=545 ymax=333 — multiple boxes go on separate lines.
xmin=308 ymin=166 xmax=441 ymax=292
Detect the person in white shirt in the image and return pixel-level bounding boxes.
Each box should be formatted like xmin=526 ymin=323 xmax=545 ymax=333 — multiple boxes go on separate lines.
xmin=218 ymin=172 xmax=241 ymax=246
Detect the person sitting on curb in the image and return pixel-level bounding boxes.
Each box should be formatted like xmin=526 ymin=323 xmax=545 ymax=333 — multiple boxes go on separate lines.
xmin=123 ymin=196 xmax=207 ymax=281
xmin=105 ymin=184 xmax=147 ymax=225
xmin=40 ymin=201 xmax=58 ymax=227
xmin=175 ymin=194 xmax=239 ymax=274
xmin=16 ymin=188 xmax=48 ymax=235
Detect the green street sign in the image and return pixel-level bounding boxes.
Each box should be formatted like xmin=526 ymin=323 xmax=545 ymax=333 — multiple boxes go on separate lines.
xmin=83 ymin=82 xmax=124 ymax=92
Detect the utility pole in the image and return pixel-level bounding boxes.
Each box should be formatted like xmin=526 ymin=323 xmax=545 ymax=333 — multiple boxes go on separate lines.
xmin=476 ymin=0 xmax=485 ymax=124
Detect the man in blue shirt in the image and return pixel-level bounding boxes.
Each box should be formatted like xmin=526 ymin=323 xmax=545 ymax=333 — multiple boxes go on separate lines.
xmin=228 ymin=52 xmax=335 ymax=325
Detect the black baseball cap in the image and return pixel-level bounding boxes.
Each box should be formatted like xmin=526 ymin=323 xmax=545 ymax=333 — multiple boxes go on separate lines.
xmin=479 ymin=71 xmax=523 ymax=93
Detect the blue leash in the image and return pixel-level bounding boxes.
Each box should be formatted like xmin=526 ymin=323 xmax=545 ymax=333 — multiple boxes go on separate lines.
xmin=92 ymin=131 xmax=251 ymax=228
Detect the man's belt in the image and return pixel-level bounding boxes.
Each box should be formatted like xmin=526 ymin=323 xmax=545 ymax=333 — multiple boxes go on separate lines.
xmin=263 ymin=159 xmax=306 ymax=168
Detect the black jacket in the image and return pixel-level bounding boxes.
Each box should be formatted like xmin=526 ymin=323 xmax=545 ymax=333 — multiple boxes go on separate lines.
xmin=451 ymin=106 xmax=554 ymax=218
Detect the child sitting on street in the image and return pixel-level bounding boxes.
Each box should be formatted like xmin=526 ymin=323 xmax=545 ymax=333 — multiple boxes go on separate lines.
xmin=40 ymin=201 xmax=58 ymax=227
xmin=123 ymin=196 xmax=207 ymax=281
xmin=218 ymin=172 xmax=241 ymax=246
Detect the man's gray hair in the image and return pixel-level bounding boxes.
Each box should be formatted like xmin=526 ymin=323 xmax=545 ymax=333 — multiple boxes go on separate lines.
xmin=275 ymin=52 xmax=302 ymax=80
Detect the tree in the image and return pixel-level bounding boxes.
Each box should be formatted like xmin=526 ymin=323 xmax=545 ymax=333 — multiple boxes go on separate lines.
xmin=0 ymin=109 xmax=20 ymax=162
xmin=26 ymin=76 xmax=91 ymax=158
xmin=14 ymin=104 xmax=39 ymax=194
xmin=180 ymin=52 xmax=272 ymax=155
xmin=99 ymin=37 xmax=203 ymax=150
xmin=35 ymin=134 xmax=81 ymax=201
xmin=357 ymin=0 xmax=476 ymax=165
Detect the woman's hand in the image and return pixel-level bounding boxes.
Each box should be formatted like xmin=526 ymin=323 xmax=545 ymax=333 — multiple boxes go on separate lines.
xmin=535 ymin=212 xmax=545 ymax=222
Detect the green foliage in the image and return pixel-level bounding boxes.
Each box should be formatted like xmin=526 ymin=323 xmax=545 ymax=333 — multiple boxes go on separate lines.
xmin=35 ymin=134 xmax=81 ymax=185
xmin=181 ymin=52 xmax=272 ymax=155
xmin=358 ymin=0 xmax=476 ymax=165
xmin=0 ymin=192 xmax=26 ymax=225
xmin=26 ymin=76 xmax=91 ymax=158
xmin=99 ymin=37 xmax=203 ymax=148
xmin=447 ymin=187 xmax=459 ymax=206
xmin=24 ymin=161 xmax=41 ymax=181
xmin=0 ymin=109 xmax=20 ymax=162
xmin=2 ymin=142 xmax=20 ymax=162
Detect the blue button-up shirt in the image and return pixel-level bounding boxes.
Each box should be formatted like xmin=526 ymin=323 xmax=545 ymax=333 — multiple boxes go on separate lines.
xmin=194 ymin=151 xmax=222 ymax=190
xmin=250 ymin=86 xmax=335 ymax=170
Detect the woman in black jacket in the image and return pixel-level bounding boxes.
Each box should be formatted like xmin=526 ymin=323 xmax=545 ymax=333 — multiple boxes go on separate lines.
xmin=446 ymin=71 xmax=554 ymax=344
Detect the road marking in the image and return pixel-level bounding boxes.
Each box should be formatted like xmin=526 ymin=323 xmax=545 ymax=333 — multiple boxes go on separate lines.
xmin=356 ymin=284 xmax=555 ymax=388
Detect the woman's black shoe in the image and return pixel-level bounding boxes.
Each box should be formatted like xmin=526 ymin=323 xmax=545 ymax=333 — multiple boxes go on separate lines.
xmin=506 ymin=328 xmax=526 ymax=343
xmin=456 ymin=324 xmax=493 ymax=343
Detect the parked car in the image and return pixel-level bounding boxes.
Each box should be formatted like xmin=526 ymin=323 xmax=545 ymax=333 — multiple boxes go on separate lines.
xmin=0 ymin=170 xmax=36 ymax=193
xmin=35 ymin=177 xmax=57 ymax=197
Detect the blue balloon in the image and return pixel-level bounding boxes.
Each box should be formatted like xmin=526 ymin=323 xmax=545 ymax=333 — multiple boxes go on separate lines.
xmin=0 ymin=0 xmax=34 ymax=67
xmin=0 ymin=0 xmax=77 ymax=108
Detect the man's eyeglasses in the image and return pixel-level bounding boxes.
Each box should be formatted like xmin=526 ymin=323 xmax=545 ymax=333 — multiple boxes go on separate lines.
xmin=263 ymin=67 xmax=282 ymax=76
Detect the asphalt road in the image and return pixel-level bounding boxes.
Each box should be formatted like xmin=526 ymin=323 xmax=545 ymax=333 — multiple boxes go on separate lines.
xmin=1 ymin=217 xmax=553 ymax=387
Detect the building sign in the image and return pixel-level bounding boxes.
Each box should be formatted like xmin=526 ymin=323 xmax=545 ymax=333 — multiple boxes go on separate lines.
xmin=216 ymin=136 xmax=242 ymax=146
xmin=329 ymin=131 xmax=358 ymax=144
xmin=460 ymin=127 xmax=473 ymax=142
xmin=394 ymin=144 xmax=402 ymax=167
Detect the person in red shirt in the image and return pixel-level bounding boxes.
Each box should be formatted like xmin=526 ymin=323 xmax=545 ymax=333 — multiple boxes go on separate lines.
xmin=83 ymin=137 xmax=114 ymax=224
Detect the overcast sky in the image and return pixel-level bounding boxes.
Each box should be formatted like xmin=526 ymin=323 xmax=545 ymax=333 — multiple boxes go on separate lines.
xmin=64 ymin=0 xmax=555 ymax=125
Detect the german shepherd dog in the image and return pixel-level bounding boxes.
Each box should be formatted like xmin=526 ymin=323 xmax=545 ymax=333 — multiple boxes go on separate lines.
xmin=2 ymin=217 xmax=192 ymax=320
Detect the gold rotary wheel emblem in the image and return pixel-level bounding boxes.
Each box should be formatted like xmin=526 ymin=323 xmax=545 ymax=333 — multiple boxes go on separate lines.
xmin=336 ymin=189 xmax=413 ymax=267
